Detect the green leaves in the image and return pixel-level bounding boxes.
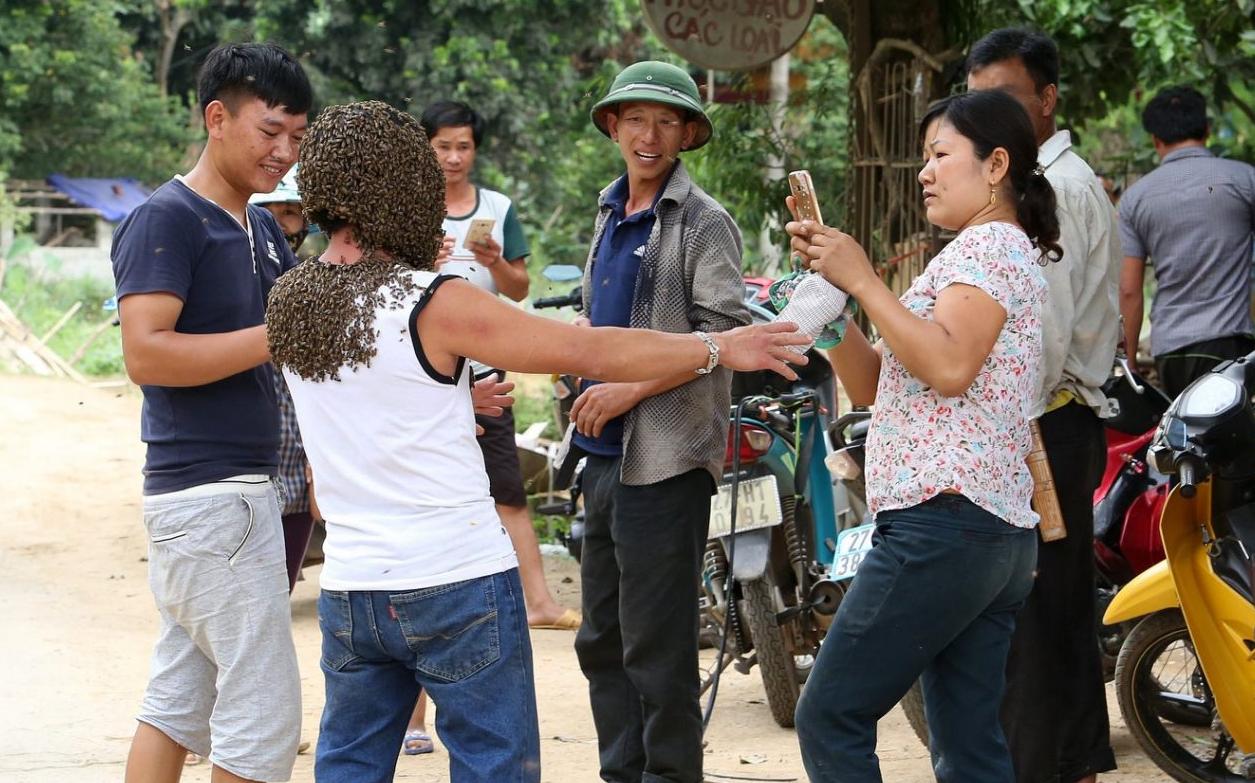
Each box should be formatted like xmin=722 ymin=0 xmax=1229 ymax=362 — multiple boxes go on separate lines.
xmin=0 ymin=0 xmax=190 ymax=181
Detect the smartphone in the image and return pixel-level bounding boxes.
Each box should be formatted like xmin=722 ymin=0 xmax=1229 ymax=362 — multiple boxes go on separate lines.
xmin=462 ymin=217 xmax=496 ymax=250
xmin=787 ymin=170 xmax=823 ymax=224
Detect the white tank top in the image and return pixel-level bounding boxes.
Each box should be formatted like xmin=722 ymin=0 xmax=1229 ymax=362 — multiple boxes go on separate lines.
xmin=283 ymin=270 xmax=517 ymax=590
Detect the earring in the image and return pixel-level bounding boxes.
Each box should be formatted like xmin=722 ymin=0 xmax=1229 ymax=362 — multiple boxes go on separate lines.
xmin=989 ymin=188 xmax=997 ymax=207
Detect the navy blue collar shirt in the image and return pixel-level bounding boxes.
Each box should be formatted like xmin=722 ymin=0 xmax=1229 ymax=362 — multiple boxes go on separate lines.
xmin=576 ymin=162 xmax=678 ymax=456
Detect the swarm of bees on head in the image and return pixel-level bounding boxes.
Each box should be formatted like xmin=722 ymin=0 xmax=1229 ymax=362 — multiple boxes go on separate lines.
xmin=266 ymin=100 xmax=447 ymax=382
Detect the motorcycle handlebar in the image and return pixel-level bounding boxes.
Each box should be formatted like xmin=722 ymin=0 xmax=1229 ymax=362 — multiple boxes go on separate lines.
xmin=777 ymin=391 xmax=815 ymax=407
xmin=533 ymin=290 xmax=582 ymax=310
xmin=757 ymin=407 xmax=791 ymax=431
xmin=1178 ymin=456 xmax=1199 ymax=499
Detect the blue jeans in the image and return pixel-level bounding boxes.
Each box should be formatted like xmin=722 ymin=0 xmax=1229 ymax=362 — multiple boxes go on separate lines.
xmin=315 ymin=568 xmax=540 ymax=783
xmin=796 ymin=494 xmax=1037 ymax=783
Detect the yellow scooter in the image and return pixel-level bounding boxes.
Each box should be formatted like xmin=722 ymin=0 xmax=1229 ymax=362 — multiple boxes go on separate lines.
xmin=1105 ymin=353 xmax=1255 ymax=782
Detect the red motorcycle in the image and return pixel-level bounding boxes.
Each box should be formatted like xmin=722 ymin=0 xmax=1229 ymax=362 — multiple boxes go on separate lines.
xmin=1093 ymin=356 xmax=1173 ymax=678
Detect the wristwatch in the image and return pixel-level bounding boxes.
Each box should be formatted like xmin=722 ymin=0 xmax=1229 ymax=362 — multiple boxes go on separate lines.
xmin=693 ymin=331 xmax=720 ymax=375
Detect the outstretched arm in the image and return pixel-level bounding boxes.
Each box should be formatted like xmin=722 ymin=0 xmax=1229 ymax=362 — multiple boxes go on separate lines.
xmin=418 ymin=278 xmax=808 ymax=383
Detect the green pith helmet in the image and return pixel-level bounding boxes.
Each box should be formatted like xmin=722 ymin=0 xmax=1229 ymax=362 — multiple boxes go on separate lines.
xmin=590 ymin=61 xmax=713 ymax=150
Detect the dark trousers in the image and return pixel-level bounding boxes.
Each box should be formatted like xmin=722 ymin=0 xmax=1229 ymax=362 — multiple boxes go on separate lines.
xmin=573 ymin=456 xmax=713 ymax=783
xmin=1001 ymin=402 xmax=1115 ymax=782
xmin=281 ymin=511 xmax=316 ymax=593
xmin=1156 ymin=334 xmax=1255 ymax=398
xmin=796 ymin=494 xmax=1037 ymax=783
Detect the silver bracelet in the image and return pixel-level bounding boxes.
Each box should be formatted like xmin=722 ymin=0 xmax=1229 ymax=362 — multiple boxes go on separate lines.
xmin=693 ymin=331 xmax=720 ymax=375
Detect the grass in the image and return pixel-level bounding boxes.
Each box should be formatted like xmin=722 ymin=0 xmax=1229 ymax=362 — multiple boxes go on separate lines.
xmin=512 ymin=380 xmax=556 ymax=436
xmin=1 ymin=259 xmax=124 ymax=377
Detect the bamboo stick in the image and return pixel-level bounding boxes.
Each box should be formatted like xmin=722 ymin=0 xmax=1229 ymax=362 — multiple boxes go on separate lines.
xmin=69 ymin=318 xmax=116 ymax=366
xmin=38 ymin=301 xmax=82 ymax=345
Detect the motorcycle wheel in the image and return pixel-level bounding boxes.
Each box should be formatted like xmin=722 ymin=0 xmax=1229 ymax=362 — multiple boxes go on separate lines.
xmin=1096 ymin=573 xmax=1127 ymax=683
xmin=1116 ymin=609 xmax=1248 ymax=782
xmin=900 ymin=679 xmax=930 ymax=749
xmin=899 ymin=607 xmax=1218 ymax=758
xmin=741 ymin=574 xmax=803 ymax=728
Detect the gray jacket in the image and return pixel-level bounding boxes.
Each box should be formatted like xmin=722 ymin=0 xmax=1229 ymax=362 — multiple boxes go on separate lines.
xmin=581 ymin=161 xmax=750 ymax=485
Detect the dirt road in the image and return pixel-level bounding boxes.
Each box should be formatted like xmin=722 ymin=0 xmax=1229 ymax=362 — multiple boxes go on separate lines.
xmin=0 ymin=374 xmax=1168 ymax=782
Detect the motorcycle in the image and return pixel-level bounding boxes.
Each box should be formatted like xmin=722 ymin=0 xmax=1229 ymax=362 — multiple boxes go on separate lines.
xmin=1104 ymin=351 xmax=1255 ymax=782
xmin=533 ymin=270 xmax=855 ymax=728
xmin=697 ymin=287 xmax=855 ymax=728
xmin=529 ymin=265 xmax=588 ymax=560
xmin=1094 ymin=356 xmax=1174 ymax=676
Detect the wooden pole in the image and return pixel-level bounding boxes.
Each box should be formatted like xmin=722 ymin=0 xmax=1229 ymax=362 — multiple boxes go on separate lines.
xmin=38 ymin=301 xmax=82 ymax=345
xmin=69 ymin=318 xmax=116 ymax=366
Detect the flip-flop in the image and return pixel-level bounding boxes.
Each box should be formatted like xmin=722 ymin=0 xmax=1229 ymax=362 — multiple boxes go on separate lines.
xmin=530 ymin=608 xmax=582 ymax=631
xmin=402 ymin=729 xmax=435 ymax=756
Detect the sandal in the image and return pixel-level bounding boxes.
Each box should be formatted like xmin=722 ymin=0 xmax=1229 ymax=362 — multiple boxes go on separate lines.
xmin=402 ymin=729 xmax=435 ymax=755
xmin=530 ymin=608 xmax=582 ymax=631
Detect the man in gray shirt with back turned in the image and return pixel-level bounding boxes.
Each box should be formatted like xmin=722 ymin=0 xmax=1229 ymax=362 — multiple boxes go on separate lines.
xmin=1120 ymin=85 xmax=1255 ymax=397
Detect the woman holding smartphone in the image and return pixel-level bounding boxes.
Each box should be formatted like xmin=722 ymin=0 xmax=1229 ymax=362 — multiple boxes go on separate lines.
xmin=788 ymin=89 xmax=1060 ymax=783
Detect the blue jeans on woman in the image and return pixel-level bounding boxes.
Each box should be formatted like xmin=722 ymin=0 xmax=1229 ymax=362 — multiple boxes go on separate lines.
xmin=796 ymin=494 xmax=1037 ymax=782
xmin=315 ymin=568 xmax=539 ymax=783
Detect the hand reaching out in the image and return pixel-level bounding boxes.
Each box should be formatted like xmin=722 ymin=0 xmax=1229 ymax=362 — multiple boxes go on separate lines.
xmin=471 ymin=375 xmax=515 ymax=435
xmin=713 ymin=322 xmax=811 ymax=379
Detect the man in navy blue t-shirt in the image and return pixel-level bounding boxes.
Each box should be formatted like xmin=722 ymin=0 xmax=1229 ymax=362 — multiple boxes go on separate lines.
xmin=111 ymin=43 xmax=311 ymax=783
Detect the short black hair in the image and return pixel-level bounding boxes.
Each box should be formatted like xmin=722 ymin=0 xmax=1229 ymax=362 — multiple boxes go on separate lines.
xmin=1142 ymin=86 xmax=1208 ymax=144
xmin=967 ymin=28 xmax=1059 ymax=91
xmin=420 ymin=101 xmax=485 ymax=147
xmin=197 ymin=42 xmax=312 ymax=118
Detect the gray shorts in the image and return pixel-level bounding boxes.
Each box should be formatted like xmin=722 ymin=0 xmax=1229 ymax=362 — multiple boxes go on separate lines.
xmin=138 ymin=479 xmax=301 ymax=781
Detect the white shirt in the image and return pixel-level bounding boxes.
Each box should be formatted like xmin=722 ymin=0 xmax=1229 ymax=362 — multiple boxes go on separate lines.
xmin=441 ymin=188 xmax=518 ymax=295
xmin=442 ymin=187 xmax=527 ymax=376
xmin=1035 ymin=130 xmax=1123 ymax=417
xmin=283 ymin=270 xmax=517 ymax=590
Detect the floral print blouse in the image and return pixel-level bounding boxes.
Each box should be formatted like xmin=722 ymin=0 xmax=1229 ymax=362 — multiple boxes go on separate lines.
xmin=865 ymin=221 xmax=1047 ymax=529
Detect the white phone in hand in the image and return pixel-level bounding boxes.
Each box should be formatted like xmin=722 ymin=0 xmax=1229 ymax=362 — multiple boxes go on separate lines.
xmin=463 ymin=218 xmax=495 ymax=250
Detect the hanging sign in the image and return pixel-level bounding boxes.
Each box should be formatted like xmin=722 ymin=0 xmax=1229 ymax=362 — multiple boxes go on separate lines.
xmin=641 ymin=0 xmax=816 ymax=71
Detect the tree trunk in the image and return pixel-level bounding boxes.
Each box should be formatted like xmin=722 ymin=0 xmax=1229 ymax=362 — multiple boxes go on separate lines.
xmin=155 ymin=0 xmax=193 ymax=99
xmin=759 ymin=53 xmax=790 ymax=275
xmin=818 ymin=0 xmax=949 ymax=286
xmin=820 ymin=0 xmax=946 ymax=78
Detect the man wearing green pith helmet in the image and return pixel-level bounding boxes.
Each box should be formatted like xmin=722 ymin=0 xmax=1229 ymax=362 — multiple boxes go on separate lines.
xmin=570 ymin=60 xmax=750 ymax=782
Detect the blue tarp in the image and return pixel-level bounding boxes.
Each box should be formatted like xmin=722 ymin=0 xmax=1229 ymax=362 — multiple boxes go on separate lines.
xmin=45 ymin=174 xmax=151 ymax=223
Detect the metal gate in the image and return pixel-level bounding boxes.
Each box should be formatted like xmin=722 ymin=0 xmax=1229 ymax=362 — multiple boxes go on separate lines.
xmin=847 ymin=41 xmax=955 ymax=302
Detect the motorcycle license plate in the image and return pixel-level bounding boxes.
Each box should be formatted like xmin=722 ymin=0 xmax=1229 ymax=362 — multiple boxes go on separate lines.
xmin=830 ymin=522 xmax=876 ymax=581
xmin=708 ymin=475 xmax=782 ymax=539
